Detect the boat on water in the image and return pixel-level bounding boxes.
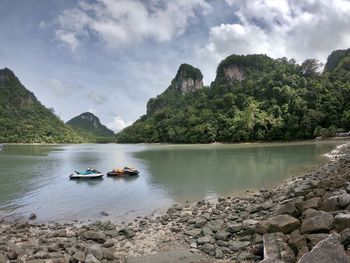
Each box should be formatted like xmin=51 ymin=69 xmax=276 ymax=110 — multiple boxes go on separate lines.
xmin=107 ymin=167 xmax=139 ymax=177
xmin=69 ymin=168 xmax=103 ymax=179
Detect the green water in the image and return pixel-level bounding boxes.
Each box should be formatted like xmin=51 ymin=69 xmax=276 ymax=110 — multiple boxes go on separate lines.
xmin=0 ymin=141 xmax=343 ymax=222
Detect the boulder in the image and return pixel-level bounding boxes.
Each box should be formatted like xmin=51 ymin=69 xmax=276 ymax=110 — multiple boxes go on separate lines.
xmin=340 ymin=228 xmax=350 ymax=246
xmin=84 ymin=231 xmax=107 ymax=243
xmin=297 ymin=234 xmax=350 ymax=263
xmin=72 ymin=251 xmax=85 ymax=262
xmin=321 ymin=196 xmax=340 ymax=211
xmin=197 ymin=235 xmax=214 ymax=245
xmin=333 ymin=213 xmax=350 ymax=232
xmin=301 ymin=197 xmax=322 ymax=211
xmin=85 ymin=254 xmax=100 ymax=263
xmin=214 ymin=230 xmax=231 ymax=241
xmin=228 ymin=240 xmax=251 ymax=251
xmin=86 ymin=244 xmax=103 ymax=260
xmin=264 ymin=215 xmax=300 ymax=234
xmin=226 ymin=222 xmax=242 ymax=233
xmin=301 ymin=211 xmax=334 ymax=234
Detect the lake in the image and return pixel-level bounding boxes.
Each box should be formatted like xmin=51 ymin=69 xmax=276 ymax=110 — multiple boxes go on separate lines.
xmin=0 ymin=141 xmax=343 ymax=222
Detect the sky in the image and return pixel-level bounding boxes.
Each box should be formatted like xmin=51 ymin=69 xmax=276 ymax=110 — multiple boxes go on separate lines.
xmin=1 ymin=0 xmax=350 ymax=132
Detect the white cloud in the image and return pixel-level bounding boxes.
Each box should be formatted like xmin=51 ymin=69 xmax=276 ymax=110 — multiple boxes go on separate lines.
xmin=42 ymin=78 xmax=85 ymax=97
xmin=199 ymin=0 xmax=350 ymax=83
xmin=87 ymin=91 xmax=108 ymax=105
xmin=54 ymin=0 xmax=211 ymax=50
xmin=107 ymin=116 xmax=132 ymax=132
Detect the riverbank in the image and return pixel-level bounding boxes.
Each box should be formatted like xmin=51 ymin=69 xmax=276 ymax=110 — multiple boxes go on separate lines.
xmin=1 ymin=142 xmax=350 ymax=262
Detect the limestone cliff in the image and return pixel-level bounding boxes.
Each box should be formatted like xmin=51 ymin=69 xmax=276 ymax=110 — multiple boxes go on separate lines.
xmin=170 ymin=64 xmax=203 ymax=93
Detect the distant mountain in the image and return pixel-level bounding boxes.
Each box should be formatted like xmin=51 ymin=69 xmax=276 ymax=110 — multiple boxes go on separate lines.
xmin=67 ymin=112 xmax=115 ymax=142
xmin=0 ymin=68 xmax=85 ymax=143
xmin=116 ymin=49 xmax=350 ymax=143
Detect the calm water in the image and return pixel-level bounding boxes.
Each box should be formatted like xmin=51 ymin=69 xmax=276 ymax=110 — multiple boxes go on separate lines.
xmin=0 ymin=142 xmax=343 ymax=222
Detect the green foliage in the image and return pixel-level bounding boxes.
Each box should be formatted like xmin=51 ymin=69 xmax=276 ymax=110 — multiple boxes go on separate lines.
xmin=117 ymin=51 xmax=350 ymax=143
xmin=0 ymin=68 xmax=86 ymax=143
xmin=66 ymin=112 xmax=115 ymax=143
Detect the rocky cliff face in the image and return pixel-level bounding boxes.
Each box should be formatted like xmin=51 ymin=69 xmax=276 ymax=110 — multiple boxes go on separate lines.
xmin=223 ymin=64 xmax=245 ymax=82
xmin=171 ymin=64 xmax=203 ymax=93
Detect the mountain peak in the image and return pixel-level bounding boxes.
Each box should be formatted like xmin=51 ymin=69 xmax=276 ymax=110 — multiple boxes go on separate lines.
xmin=171 ymin=63 xmax=203 ymax=93
xmin=67 ymin=112 xmax=114 ymax=137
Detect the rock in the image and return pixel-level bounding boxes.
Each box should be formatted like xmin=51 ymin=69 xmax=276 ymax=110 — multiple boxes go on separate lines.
xmin=72 ymin=251 xmax=85 ymax=262
xmin=228 ymin=240 xmax=251 ymax=251
xmin=85 ymin=254 xmax=100 ymax=263
xmin=263 ymin=232 xmax=295 ymax=263
xmin=288 ymin=229 xmax=307 ymax=252
xmin=293 ymin=184 xmax=310 ymax=196
xmin=100 ymin=211 xmax=109 ymax=216
xmin=301 ymin=210 xmax=334 ymax=234
xmin=340 ymin=228 xmax=350 ymax=246
xmin=264 ymin=215 xmax=300 ymax=234
xmin=260 ymin=259 xmax=284 ymax=263
xmin=197 ymin=235 xmax=213 ymax=245
xmin=252 ymin=243 xmax=264 ymax=257
xmin=184 ymin=229 xmax=202 ymax=237
xmin=29 ymin=213 xmax=37 ymax=220
xmin=101 ymin=248 xmax=114 ymax=260
xmin=305 ymin=234 xmax=331 ymax=248
xmin=48 ymin=243 xmax=60 ymax=252
xmin=301 ymin=197 xmax=322 ymax=211
xmin=333 ymin=213 xmax=350 ymax=232
xmin=215 ymin=248 xmax=223 ymax=259
xmin=201 ymin=244 xmax=215 ymax=255
xmin=277 ymin=203 xmax=300 ymax=217
xmin=338 ymin=194 xmax=350 ymax=208
xmin=102 ymin=239 xmax=114 ymax=248
xmin=84 ymin=231 xmax=107 ymax=243
xmin=193 ymin=217 xmax=207 ymax=228
xmin=214 ymin=230 xmax=231 ymax=241
xmin=119 ymin=228 xmax=136 ymax=238
xmin=321 ymin=196 xmax=340 ymax=211
xmin=297 ymin=234 xmax=350 ymax=263
xmin=7 ymin=250 xmax=18 ymax=260
xmin=226 ymin=222 xmax=242 ymax=233
xmin=86 ymin=244 xmax=103 ymax=260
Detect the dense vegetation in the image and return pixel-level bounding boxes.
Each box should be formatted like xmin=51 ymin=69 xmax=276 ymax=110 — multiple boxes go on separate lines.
xmin=117 ymin=49 xmax=350 ymax=143
xmin=67 ymin=112 xmax=115 ymax=143
xmin=0 ymin=68 xmax=86 ymax=143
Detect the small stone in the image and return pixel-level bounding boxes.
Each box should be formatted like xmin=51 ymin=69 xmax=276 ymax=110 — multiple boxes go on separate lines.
xmin=100 ymin=211 xmax=109 ymax=216
xmin=264 ymin=215 xmax=300 ymax=234
xmin=84 ymin=231 xmax=107 ymax=243
xmin=72 ymin=251 xmax=85 ymax=262
xmin=7 ymin=250 xmax=18 ymax=260
xmin=226 ymin=222 xmax=242 ymax=233
xmin=85 ymin=254 xmax=99 ymax=263
xmin=214 ymin=230 xmax=231 ymax=241
xmin=215 ymin=248 xmax=224 ymax=259
xmin=334 ymin=213 xmax=350 ymax=232
xmin=340 ymin=228 xmax=350 ymax=246
xmin=86 ymin=244 xmax=103 ymax=260
xmin=197 ymin=235 xmax=213 ymax=245
xmin=228 ymin=240 xmax=251 ymax=251
xmin=29 ymin=213 xmax=37 ymax=220
xmin=302 ymin=197 xmax=322 ymax=211
xmin=102 ymin=239 xmax=114 ymax=248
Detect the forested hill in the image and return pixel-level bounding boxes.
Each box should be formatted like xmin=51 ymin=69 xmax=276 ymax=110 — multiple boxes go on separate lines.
xmin=116 ymin=49 xmax=350 ymax=143
xmin=0 ymin=68 xmax=85 ymax=143
xmin=66 ymin=112 xmax=115 ymax=143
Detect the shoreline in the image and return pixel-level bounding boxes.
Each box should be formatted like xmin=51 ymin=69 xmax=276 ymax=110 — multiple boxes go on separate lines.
xmin=1 ymin=142 xmax=350 ymax=262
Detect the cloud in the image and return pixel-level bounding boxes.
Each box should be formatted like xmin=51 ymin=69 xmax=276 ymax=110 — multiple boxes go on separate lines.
xmin=199 ymin=0 xmax=350 ymax=73
xmin=54 ymin=0 xmax=211 ymax=51
xmin=87 ymin=90 xmax=108 ymax=105
xmin=42 ymin=78 xmax=85 ymax=97
xmin=107 ymin=116 xmax=132 ymax=132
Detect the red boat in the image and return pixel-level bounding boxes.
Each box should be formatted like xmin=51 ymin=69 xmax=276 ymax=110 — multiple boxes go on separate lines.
xmin=107 ymin=167 xmax=139 ymax=177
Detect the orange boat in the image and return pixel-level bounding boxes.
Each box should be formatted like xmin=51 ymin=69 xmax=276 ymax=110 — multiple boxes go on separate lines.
xmin=107 ymin=167 xmax=139 ymax=177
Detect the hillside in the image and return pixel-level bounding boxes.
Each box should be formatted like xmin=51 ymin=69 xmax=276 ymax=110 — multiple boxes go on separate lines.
xmin=116 ymin=50 xmax=350 ymax=143
xmin=0 ymin=68 xmax=85 ymax=143
xmin=67 ymin=112 xmax=115 ymax=143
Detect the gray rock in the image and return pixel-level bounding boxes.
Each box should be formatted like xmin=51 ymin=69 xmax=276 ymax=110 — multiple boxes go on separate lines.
xmin=306 ymin=234 xmax=331 ymax=248
xmin=340 ymin=228 xmax=350 ymax=246
xmin=102 ymin=239 xmax=114 ymax=248
xmin=301 ymin=210 xmax=334 ymax=234
xmin=215 ymin=248 xmax=223 ymax=259
xmin=301 ymin=197 xmax=322 ymax=211
xmin=0 ymin=254 xmax=6 ymax=263
xmin=297 ymin=234 xmax=350 ymax=263
xmin=119 ymin=227 xmax=136 ymax=238
xmin=228 ymin=240 xmax=251 ymax=251
xmin=85 ymin=254 xmax=100 ymax=263
xmin=338 ymin=194 xmax=350 ymax=208
xmin=288 ymin=229 xmax=307 ymax=252
xmin=101 ymin=248 xmax=114 ymax=260
xmin=193 ymin=217 xmax=207 ymax=228
xmin=277 ymin=203 xmax=300 ymax=217
xmin=72 ymin=251 xmax=85 ymax=262
xmin=7 ymin=250 xmax=18 ymax=260
xmin=202 ymin=226 xmax=213 ymax=236
xmin=197 ymin=235 xmax=213 ymax=245
xmin=86 ymin=244 xmax=103 ymax=260
xmin=184 ymin=229 xmax=202 ymax=237
xmin=201 ymin=244 xmax=215 ymax=255
xmin=264 ymin=215 xmax=300 ymax=234
xmin=333 ymin=213 xmax=350 ymax=232
xmin=226 ymin=222 xmax=242 ymax=233
xmin=321 ymin=196 xmax=340 ymax=211
xmin=84 ymin=231 xmax=107 ymax=243
xmin=214 ymin=230 xmax=231 ymax=241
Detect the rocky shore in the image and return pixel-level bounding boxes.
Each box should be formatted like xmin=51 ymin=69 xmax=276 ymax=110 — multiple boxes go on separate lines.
xmin=1 ymin=142 xmax=350 ymax=263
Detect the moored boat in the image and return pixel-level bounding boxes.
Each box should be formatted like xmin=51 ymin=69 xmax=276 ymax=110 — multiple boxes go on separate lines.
xmin=107 ymin=167 xmax=139 ymax=177
xmin=69 ymin=168 xmax=103 ymax=179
